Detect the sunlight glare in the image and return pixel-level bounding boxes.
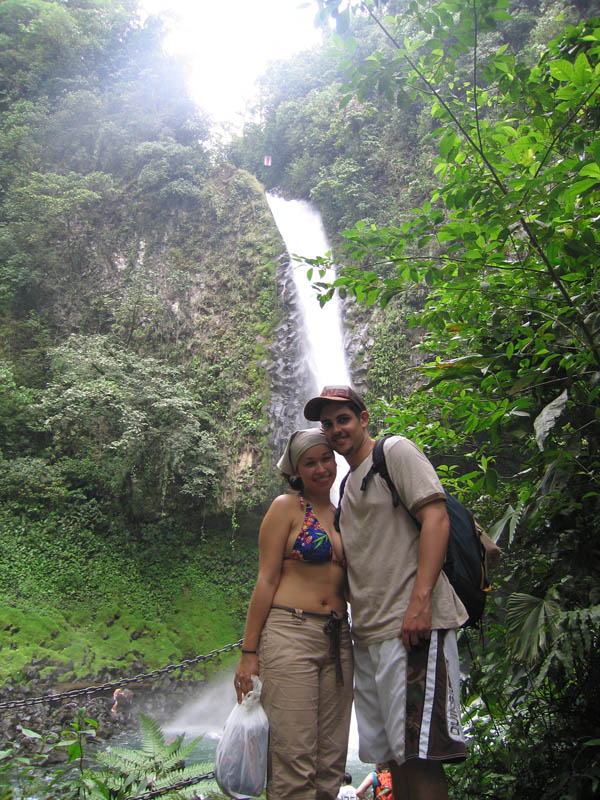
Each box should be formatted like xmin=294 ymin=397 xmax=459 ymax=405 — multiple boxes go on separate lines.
xmin=138 ymin=0 xmax=323 ymax=127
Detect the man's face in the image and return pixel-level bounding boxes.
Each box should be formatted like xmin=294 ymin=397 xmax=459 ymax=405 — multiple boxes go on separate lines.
xmin=319 ymin=402 xmax=368 ymax=459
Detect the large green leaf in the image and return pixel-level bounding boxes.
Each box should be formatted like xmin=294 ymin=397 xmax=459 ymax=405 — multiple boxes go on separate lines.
xmin=505 ymin=590 xmax=562 ymax=662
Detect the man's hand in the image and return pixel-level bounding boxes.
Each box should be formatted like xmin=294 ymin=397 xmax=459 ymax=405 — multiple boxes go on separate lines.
xmin=399 ymin=499 xmax=449 ymax=651
xmin=399 ymin=595 xmax=431 ymax=651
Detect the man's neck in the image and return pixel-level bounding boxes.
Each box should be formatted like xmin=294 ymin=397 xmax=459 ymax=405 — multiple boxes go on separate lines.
xmin=347 ymin=434 xmax=375 ymax=471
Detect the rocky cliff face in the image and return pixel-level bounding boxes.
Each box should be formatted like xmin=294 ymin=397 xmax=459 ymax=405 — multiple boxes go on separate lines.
xmin=267 ymin=250 xmax=316 ymax=461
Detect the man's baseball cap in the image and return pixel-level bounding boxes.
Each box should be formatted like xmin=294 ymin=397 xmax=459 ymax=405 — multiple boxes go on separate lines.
xmin=303 ymin=385 xmax=367 ymax=421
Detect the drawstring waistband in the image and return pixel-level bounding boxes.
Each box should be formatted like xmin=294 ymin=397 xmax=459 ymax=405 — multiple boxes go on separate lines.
xmin=270 ymin=604 xmax=347 ymax=686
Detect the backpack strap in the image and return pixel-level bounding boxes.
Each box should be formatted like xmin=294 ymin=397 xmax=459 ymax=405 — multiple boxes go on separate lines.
xmin=333 ymin=470 xmax=350 ymax=532
xmin=361 ymin=435 xmax=403 ymax=508
xmin=333 ymin=435 xmax=403 ymax=532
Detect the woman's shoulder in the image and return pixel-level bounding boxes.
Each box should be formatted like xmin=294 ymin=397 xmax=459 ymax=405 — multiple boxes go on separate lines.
xmin=270 ymin=492 xmax=304 ymax=513
xmin=260 ymin=493 xmax=304 ymax=539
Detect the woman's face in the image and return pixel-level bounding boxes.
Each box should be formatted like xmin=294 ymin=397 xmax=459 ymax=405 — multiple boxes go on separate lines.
xmin=296 ymin=444 xmax=336 ymax=494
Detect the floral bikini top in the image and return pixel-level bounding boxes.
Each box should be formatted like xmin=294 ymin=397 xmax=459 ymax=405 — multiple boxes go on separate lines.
xmin=285 ymin=499 xmax=345 ymax=566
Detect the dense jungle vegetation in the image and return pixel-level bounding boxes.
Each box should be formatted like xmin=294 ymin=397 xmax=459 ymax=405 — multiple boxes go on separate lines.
xmin=0 ymin=0 xmax=286 ymax=685
xmin=1 ymin=0 xmax=599 ymax=797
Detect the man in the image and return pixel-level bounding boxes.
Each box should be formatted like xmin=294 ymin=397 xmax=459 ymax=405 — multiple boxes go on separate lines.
xmin=304 ymin=386 xmax=468 ymax=800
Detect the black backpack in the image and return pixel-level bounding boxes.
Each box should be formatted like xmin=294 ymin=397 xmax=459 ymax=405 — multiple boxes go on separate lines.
xmin=334 ymin=435 xmax=492 ymax=627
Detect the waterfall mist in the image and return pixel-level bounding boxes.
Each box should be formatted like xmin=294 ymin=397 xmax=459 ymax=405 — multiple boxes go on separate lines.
xmin=161 ymin=669 xmax=366 ymax=783
xmin=163 ymin=670 xmax=237 ymax=738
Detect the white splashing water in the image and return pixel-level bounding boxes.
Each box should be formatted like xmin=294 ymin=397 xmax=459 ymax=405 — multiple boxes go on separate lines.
xmin=162 ymin=669 xmax=365 ymax=781
xmin=163 ymin=670 xmax=237 ymax=739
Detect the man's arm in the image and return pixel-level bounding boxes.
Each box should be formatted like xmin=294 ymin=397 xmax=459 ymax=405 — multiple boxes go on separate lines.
xmin=399 ymin=499 xmax=449 ymax=651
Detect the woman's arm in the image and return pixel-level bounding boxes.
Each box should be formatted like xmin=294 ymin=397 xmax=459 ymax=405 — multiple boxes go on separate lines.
xmin=356 ymin=772 xmax=374 ymax=798
xmin=234 ymin=494 xmax=295 ymax=702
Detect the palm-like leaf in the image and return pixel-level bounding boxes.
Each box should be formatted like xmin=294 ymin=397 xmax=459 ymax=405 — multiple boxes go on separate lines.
xmin=505 ymin=588 xmax=561 ymax=663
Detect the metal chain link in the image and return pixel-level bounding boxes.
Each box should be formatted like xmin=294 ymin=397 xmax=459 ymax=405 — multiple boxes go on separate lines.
xmin=0 ymin=640 xmax=242 ymax=710
xmin=124 ymin=770 xmax=215 ymax=800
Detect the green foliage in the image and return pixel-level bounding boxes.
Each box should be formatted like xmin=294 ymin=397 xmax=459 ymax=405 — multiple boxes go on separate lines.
xmin=0 ymin=0 xmax=280 ymax=696
xmin=505 ymin=587 xmax=562 ymax=662
xmin=229 ymin=41 xmax=430 ymax=244
xmin=2 ymin=711 xmax=227 ymax=800
xmin=312 ymin=3 xmax=600 ymax=510
xmin=453 ymin=604 xmax=600 ymax=798
xmin=0 ymin=501 xmax=259 ymax=682
xmin=97 ymin=713 xmax=218 ymax=798
xmin=0 ymin=0 xmax=280 ymax=519
xmin=32 ymin=334 xmax=221 ymax=518
xmin=7 ymin=710 xmax=103 ymax=800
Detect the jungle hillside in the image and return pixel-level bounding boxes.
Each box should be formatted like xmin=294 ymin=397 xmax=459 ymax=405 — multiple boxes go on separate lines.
xmin=1 ymin=0 xmax=599 ymax=797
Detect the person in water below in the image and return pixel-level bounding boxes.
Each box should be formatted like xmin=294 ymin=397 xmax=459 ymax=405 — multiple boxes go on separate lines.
xmin=234 ymin=428 xmax=354 ymax=800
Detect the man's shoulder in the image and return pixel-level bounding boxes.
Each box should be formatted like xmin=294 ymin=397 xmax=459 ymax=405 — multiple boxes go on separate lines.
xmin=380 ymin=435 xmax=444 ymax=501
xmin=382 ymin=434 xmax=424 ymax=462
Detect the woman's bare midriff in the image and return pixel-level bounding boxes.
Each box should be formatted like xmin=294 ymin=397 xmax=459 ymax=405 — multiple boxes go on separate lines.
xmin=272 ymin=559 xmax=347 ymax=615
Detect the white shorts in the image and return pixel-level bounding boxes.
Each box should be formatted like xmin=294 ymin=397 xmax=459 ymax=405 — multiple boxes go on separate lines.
xmin=353 ymin=629 xmax=467 ymax=766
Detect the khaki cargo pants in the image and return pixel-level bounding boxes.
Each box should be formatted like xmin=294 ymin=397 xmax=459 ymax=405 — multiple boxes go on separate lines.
xmin=258 ymin=606 xmax=354 ymax=800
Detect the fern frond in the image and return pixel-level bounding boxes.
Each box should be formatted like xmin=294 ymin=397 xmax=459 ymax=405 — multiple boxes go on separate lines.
xmin=140 ymin=713 xmax=167 ymax=755
xmin=97 ymin=745 xmax=155 ymax=770
xmin=147 ymin=762 xmax=218 ymax=799
xmin=535 ymin=604 xmax=600 ymax=686
xmin=97 ymin=714 xmax=213 ymax=797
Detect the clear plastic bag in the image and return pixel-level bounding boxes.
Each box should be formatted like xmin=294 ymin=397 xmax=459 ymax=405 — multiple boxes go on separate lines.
xmin=214 ymin=675 xmax=269 ymax=799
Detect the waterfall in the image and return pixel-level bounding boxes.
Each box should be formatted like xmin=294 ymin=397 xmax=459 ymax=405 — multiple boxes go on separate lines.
xmin=266 ymin=194 xmax=351 ymax=499
xmin=266 ymin=194 xmax=350 ymax=391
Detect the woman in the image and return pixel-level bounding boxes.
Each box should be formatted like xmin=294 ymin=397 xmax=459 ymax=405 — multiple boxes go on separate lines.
xmin=234 ymin=428 xmax=353 ymax=800
xmin=356 ymin=763 xmax=394 ymax=800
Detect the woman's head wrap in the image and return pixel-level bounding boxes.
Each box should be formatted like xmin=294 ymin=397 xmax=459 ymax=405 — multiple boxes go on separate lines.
xmin=277 ymin=428 xmax=331 ymax=476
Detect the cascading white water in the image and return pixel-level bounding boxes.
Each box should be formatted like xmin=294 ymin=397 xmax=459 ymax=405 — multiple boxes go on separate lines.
xmin=266 ymin=194 xmax=350 ymax=393
xmin=266 ymin=193 xmax=351 ymax=502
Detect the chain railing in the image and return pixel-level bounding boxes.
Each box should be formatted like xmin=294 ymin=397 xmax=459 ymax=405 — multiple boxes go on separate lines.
xmin=0 ymin=639 xmax=242 ymax=710
xmin=124 ymin=771 xmax=216 ymax=800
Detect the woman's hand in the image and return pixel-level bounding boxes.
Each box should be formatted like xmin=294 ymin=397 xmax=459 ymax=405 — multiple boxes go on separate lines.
xmin=234 ymin=653 xmax=259 ymax=704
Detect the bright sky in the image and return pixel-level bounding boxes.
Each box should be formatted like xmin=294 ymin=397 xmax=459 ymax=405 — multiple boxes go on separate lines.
xmin=138 ymin=0 xmax=323 ymax=128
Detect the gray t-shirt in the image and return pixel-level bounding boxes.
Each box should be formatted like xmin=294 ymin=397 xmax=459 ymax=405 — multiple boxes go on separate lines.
xmin=339 ymin=436 xmax=468 ymax=646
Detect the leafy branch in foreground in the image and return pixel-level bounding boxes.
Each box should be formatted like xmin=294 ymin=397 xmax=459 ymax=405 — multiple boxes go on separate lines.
xmin=311 ymin=2 xmax=600 ymax=509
